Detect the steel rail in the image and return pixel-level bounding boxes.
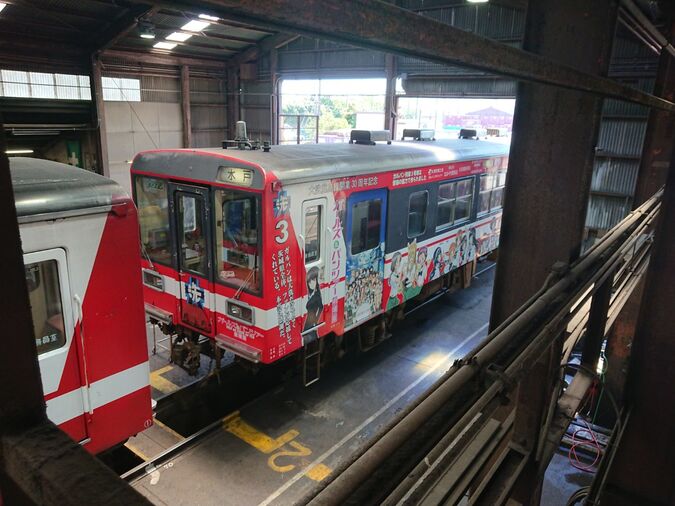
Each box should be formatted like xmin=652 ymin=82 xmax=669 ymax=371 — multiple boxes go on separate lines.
xmin=143 ymin=0 xmax=675 ymax=112
xmin=306 ymin=190 xmax=662 ymax=505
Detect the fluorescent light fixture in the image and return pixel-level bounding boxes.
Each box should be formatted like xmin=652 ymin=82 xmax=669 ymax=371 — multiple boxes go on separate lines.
xmin=166 ymin=31 xmax=193 ymax=42
xmin=198 ymin=14 xmax=220 ymax=21
xmin=138 ymin=20 xmax=156 ymax=39
xmin=154 ymin=41 xmax=177 ymax=50
xmin=466 ymin=0 xmax=489 ymax=3
xmin=181 ymin=20 xmax=210 ymax=32
xmin=0 ymin=3 xmax=7 ymax=13
xmin=6 ymin=149 xmax=34 ymax=154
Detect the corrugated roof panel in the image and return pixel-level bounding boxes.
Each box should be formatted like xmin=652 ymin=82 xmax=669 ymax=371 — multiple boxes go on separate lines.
xmin=596 ymin=119 xmax=647 ymax=156
xmin=586 ymin=195 xmax=632 ymax=231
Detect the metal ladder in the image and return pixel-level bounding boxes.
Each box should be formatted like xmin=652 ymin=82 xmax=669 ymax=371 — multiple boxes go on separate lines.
xmin=303 ymin=335 xmax=321 ymax=386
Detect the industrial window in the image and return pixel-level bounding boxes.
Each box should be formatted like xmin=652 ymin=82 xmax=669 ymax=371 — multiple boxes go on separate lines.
xmin=102 ymin=77 xmax=141 ymax=102
xmin=135 ymin=176 xmax=172 ymax=265
xmin=351 ymin=199 xmax=382 ymax=255
xmin=25 ymin=260 xmax=66 ymax=355
xmin=436 ymin=178 xmax=474 ymax=231
xmin=408 ymin=191 xmax=428 ymax=238
xmin=0 ymin=69 xmax=91 ymax=100
xmin=304 ymin=204 xmax=322 ymax=264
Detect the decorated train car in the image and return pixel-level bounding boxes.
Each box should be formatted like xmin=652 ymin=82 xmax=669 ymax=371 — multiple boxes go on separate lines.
xmin=11 ymin=158 xmax=153 ymax=454
xmin=131 ymin=131 xmax=508 ymax=380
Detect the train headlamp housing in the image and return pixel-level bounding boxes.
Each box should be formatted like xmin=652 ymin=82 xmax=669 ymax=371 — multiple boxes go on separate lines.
xmin=227 ymin=300 xmax=254 ymax=324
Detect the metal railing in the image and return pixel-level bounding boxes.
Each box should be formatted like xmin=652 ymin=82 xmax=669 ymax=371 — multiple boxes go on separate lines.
xmin=302 ymin=189 xmax=662 ymax=505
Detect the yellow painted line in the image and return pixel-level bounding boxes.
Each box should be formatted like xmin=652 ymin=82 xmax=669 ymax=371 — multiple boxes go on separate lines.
xmin=153 ymin=418 xmax=185 ymax=440
xmin=124 ymin=442 xmax=150 ymax=462
xmin=224 ymin=414 xmax=299 ymax=454
xmin=305 ymin=463 xmax=332 ymax=482
xmin=150 ymin=365 xmax=180 ymax=394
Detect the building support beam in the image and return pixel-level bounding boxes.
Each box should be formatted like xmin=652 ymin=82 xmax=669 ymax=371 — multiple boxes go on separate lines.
xmin=90 ymin=57 xmax=109 ymax=177
xmin=600 ymin=19 xmax=675 ymax=425
xmin=92 ymin=5 xmax=160 ymax=53
xmin=144 ymin=0 xmax=674 ymax=111
xmin=226 ymin=65 xmax=240 ymax=140
xmin=384 ymin=53 xmax=396 ymax=134
xmin=487 ymin=1 xmax=618 ymax=503
xmin=181 ymin=65 xmax=192 ymax=149
xmin=601 ymin=145 xmax=675 ymax=506
xmin=270 ymin=48 xmax=279 ymax=145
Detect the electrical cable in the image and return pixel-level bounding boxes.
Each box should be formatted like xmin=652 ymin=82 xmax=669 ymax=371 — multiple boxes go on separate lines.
xmin=568 ymin=418 xmax=603 ymax=472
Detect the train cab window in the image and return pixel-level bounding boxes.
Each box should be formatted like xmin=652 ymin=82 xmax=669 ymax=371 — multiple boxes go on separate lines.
xmin=135 ymin=176 xmax=171 ymax=265
xmin=351 ymin=199 xmax=381 ymax=255
xmin=215 ymin=189 xmax=262 ymax=294
xmin=25 ymin=260 xmax=66 ymax=355
xmin=455 ymin=179 xmax=474 ymax=222
xmin=177 ymin=194 xmax=207 ymax=276
xmin=304 ymin=204 xmax=322 ymax=264
xmin=407 ymin=191 xmax=428 ymax=238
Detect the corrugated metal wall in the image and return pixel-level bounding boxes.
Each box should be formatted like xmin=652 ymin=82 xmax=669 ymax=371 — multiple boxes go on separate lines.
xmin=241 ymin=79 xmax=273 ymax=141
xmin=190 ymin=76 xmax=227 ymax=148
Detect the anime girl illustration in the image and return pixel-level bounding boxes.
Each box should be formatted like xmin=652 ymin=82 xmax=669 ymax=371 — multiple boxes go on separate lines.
xmin=428 ymin=246 xmax=444 ymax=281
xmin=304 ymin=266 xmax=324 ymax=331
xmin=415 ymin=247 xmax=428 ymax=287
xmin=386 ymin=252 xmax=405 ymax=310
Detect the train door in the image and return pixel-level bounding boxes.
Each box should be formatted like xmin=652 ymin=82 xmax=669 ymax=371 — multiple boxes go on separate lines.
xmin=301 ymin=198 xmax=328 ymax=336
xmin=344 ymin=188 xmax=387 ymax=329
xmin=170 ymin=184 xmax=215 ymax=335
xmin=24 ymin=248 xmax=88 ymax=443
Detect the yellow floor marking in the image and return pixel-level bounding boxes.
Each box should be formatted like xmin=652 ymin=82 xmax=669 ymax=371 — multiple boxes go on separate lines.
xmin=268 ymin=441 xmax=311 ymax=473
xmin=305 ymin=463 xmax=332 ymax=482
xmin=124 ymin=442 xmax=150 ymax=462
xmin=224 ymin=414 xmax=299 ymax=454
xmin=153 ymin=417 xmax=185 ymax=440
xmin=150 ymin=365 xmax=180 ymax=394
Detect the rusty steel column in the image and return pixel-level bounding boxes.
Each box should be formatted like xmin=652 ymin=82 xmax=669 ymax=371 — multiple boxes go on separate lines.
xmin=601 ymin=20 xmax=675 ymax=424
xmin=384 ymin=53 xmax=396 ymax=134
xmin=226 ymin=65 xmax=241 ymax=140
xmin=90 ymin=57 xmax=110 ymax=177
xmin=600 ymin=140 xmax=675 ymax=506
xmin=181 ymin=65 xmax=192 ymax=149
xmin=488 ymin=1 xmax=618 ymax=503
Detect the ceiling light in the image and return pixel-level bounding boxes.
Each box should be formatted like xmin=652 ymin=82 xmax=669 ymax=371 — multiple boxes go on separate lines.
xmin=154 ymin=41 xmax=177 ymax=50
xmin=181 ymin=20 xmax=210 ymax=32
xmin=198 ymin=14 xmax=219 ymax=21
xmin=6 ymin=149 xmax=34 ymax=154
xmin=166 ymin=31 xmax=193 ymax=42
xmin=138 ymin=20 xmax=156 ymax=39
xmin=466 ymin=0 xmax=489 ymax=3
xmin=0 ymin=3 xmax=7 ymax=13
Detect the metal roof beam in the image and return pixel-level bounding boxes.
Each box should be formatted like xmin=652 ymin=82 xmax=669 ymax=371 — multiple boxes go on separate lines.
xmin=142 ymin=0 xmax=675 ymax=111
xmin=101 ymin=48 xmax=228 ymax=69
xmin=92 ymin=5 xmax=161 ymax=53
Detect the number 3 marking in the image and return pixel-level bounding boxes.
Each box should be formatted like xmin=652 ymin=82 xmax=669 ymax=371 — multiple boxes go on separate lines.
xmin=275 ymin=220 xmax=289 ymax=244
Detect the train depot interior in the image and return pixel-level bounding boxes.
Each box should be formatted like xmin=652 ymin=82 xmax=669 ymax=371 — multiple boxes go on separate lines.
xmin=0 ymin=1 xmax=674 ymax=506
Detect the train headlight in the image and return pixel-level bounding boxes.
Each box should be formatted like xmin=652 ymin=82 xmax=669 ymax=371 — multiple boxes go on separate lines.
xmin=143 ymin=269 xmax=164 ymax=291
xmin=227 ymin=301 xmax=253 ymax=324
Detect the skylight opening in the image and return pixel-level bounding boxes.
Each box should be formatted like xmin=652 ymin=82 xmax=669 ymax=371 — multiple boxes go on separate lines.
xmin=181 ymin=20 xmax=210 ymax=32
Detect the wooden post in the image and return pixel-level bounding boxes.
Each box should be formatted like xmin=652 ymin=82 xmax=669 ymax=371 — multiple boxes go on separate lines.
xmin=181 ymin=65 xmax=192 ymax=149
xmin=90 ymin=57 xmax=109 ymax=177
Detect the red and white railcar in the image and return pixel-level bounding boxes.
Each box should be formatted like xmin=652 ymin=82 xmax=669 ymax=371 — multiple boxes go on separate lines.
xmin=132 ymin=134 xmax=508 ymax=375
xmin=12 ymin=158 xmax=153 ymax=454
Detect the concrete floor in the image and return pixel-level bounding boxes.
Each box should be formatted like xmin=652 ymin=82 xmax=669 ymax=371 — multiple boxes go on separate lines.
xmin=130 ymin=267 xmax=589 ymax=506
xmin=131 ymin=268 xmax=494 ymax=505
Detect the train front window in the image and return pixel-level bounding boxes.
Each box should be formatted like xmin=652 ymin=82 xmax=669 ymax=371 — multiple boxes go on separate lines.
xmin=135 ymin=176 xmax=171 ymax=265
xmin=25 ymin=260 xmax=66 ymax=355
xmin=215 ymin=189 xmax=261 ymax=294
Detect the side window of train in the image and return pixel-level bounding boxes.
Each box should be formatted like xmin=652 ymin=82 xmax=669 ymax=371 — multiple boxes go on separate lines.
xmin=25 ymin=260 xmax=66 ymax=355
xmin=134 ymin=176 xmax=171 ymax=265
xmin=351 ymin=199 xmax=382 ymax=255
xmin=407 ymin=191 xmax=428 ymax=238
xmin=478 ymin=170 xmax=507 ymax=217
xmin=436 ymin=179 xmax=474 ymax=232
xmin=304 ymin=204 xmax=322 ymax=264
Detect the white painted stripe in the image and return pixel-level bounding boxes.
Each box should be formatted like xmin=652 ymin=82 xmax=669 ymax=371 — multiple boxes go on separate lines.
xmin=257 ymin=322 xmax=489 ymax=506
xmin=46 ymin=362 xmax=150 ymax=426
